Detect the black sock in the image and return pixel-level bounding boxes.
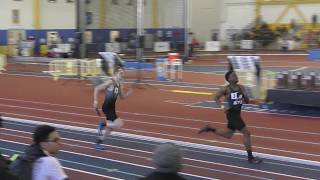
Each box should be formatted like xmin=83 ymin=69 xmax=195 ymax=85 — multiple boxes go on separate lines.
xmin=96 ymin=139 xmax=103 ymax=144
xmin=0 ymin=115 xmax=2 ymax=127
xmin=247 ymin=150 xmax=254 ymax=160
xmin=210 ymin=127 xmax=216 ymax=132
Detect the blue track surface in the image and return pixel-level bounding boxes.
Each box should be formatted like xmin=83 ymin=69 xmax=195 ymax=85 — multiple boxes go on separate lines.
xmin=1 ymin=118 xmax=320 ymax=179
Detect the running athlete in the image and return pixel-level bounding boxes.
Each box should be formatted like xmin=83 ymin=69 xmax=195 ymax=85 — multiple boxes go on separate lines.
xmin=199 ymin=70 xmax=262 ymax=164
xmin=93 ymin=67 xmax=129 ymax=150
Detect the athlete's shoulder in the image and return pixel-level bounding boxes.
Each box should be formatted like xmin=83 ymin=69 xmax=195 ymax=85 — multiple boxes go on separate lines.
xmin=223 ymin=84 xmax=231 ymax=91
xmin=222 ymin=84 xmax=230 ymax=89
xmin=237 ymin=84 xmax=246 ymax=91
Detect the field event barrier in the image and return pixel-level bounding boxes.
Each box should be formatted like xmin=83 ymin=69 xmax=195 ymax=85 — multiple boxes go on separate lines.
xmin=228 ymin=56 xmax=276 ymax=100
xmin=205 ymin=41 xmax=221 ymax=51
xmin=267 ymin=89 xmax=320 ymax=108
xmin=80 ymin=59 xmax=103 ymax=77
xmin=167 ymin=53 xmax=183 ymax=81
xmin=48 ymin=59 xmax=79 ymax=78
xmin=125 ymin=61 xmax=155 ymax=79
xmin=48 ymin=58 xmax=155 ymax=80
xmin=0 ymin=54 xmax=7 ymax=72
xmin=156 ymin=59 xmax=167 ymax=81
xmin=235 ymin=70 xmax=276 ymax=100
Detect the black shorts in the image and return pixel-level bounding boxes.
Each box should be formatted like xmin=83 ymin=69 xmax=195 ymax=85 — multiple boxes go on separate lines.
xmin=226 ymin=110 xmax=246 ymax=131
xmin=102 ymin=102 xmax=118 ymax=121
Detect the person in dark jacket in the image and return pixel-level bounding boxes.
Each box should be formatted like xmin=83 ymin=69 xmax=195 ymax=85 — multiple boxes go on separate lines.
xmin=139 ymin=143 xmax=187 ymax=180
xmin=9 ymin=125 xmax=68 ymax=180
xmin=0 ymin=152 xmax=18 ymax=180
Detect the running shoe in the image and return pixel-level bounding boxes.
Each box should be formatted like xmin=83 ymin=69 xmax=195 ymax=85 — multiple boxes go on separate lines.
xmin=198 ymin=125 xmax=215 ymax=134
xmin=95 ymin=143 xmax=107 ymax=150
xmin=248 ymin=157 xmax=263 ymax=164
xmin=97 ymin=122 xmax=106 ymax=136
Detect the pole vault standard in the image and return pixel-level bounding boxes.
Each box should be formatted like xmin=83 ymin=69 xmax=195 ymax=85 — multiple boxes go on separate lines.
xmin=183 ymin=0 xmax=190 ymax=63
xmin=136 ymin=0 xmax=144 ymax=83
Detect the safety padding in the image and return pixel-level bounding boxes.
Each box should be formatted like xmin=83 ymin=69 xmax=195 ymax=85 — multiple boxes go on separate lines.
xmin=0 ymin=54 xmax=7 ymax=72
xmin=48 ymin=59 xmax=79 ymax=78
xmin=79 ymin=59 xmax=103 ymax=77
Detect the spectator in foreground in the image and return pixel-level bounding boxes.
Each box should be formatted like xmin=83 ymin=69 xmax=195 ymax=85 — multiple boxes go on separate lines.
xmin=139 ymin=143 xmax=187 ymax=180
xmin=10 ymin=125 xmax=68 ymax=180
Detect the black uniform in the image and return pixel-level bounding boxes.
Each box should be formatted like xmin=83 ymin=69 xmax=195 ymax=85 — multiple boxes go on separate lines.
xmin=102 ymin=79 xmax=120 ymax=121
xmin=225 ymin=85 xmax=246 ymax=131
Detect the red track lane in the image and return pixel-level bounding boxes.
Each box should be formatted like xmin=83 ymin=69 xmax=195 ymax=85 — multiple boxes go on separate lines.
xmin=1 ymin=55 xmax=320 ymax=179
xmin=1 ymin=74 xmax=320 ymax=159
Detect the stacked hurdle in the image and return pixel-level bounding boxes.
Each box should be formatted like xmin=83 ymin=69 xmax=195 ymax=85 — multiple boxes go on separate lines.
xmin=47 ymin=59 xmax=104 ymax=80
xmin=228 ymin=56 xmax=258 ymax=87
xmin=0 ymin=54 xmax=6 ymax=73
xmin=167 ymin=53 xmax=183 ymax=81
xmin=155 ymin=53 xmax=183 ymax=81
xmin=228 ymin=56 xmax=276 ymax=100
xmin=48 ymin=59 xmax=79 ymax=80
xmin=80 ymin=59 xmax=103 ymax=77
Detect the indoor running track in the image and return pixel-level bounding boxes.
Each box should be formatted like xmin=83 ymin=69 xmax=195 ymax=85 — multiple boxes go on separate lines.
xmin=1 ymin=117 xmax=320 ymax=180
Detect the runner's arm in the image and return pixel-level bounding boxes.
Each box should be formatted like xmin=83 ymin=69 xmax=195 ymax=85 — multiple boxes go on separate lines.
xmin=93 ymin=80 xmax=112 ymax=108
xmin=214 ymin=87 xmax=227 ymax=108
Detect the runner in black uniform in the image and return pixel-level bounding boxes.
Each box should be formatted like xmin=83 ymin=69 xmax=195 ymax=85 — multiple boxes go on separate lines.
xmin=93 ymin=67 xmax=129 ymax=150
xmin=199 ymin=70 xmax=262 ymax=164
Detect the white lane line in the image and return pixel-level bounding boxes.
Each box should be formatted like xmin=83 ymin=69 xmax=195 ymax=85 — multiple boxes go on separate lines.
xmin=189 ymin=104 xmax=320 ymax=119
xmin=3 ymin=127 xmax=320 ymax=174
xmin=5 ymin=112 xmax=320 ymax=160
xmin=2 ymin=104 xmax=320 ymax=146
xmin=164 ymin=100 xmax=191 ymax=105
xmin=0 ymin=96 xmax=319 ymax=135
xmin=0 ymin=98 xmax=320 ymax=135
xmin=0 ymin=148 xmax=123 ymax=180
xmin=289 ymin=66 xmax=308 ymax=72
xmin=1 ymin=73 xmax=222 ymax=90
xmin=2 ymin=127 xmax=316 ymax=179
xmin=3 ymin=116 xmax=320 ymax=168
xmin=196 ymin=53 xmax=308 ymax=56
xmin=1 ymin=152 xmax=124 ymax=179
xmin=0 ymin=138 xmax=214 ymax=180
xmin=6 ymin=115 xmax=320 ymax=159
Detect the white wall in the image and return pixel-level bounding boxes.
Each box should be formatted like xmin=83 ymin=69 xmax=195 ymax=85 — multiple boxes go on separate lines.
xmin=86 ymin=0 xmax=153 ymax=29
xmin=0 ymin=0 xmax=75 ymax=30
xmin=222 ymin=0 xmax=255 ymax=29
xmin=105 ymin=0 xmax=137 ymax=28
xmin=143 ymin=0 xmax=153 ymax=28
xmin=87 ymin=0 xmax=184 ymax=29
xmin=219 ymin=0 xmax=255 ymax=43
xmin=0 ymin=0 xmax=33 ymax=29
xmin=158 ymin=0 xmax=184 ymax=28
xmin=40 ymin=0 xmax=76 ymax=29
xmin=1 ymin=0 xmax=318 ymax=42
xmin=86 ymin=0 xmax=100 ymax=29
xmin=261 ymin=4 xmax=320 ymax=24
xmin=190 ymin=0 xmax=221 ymax=43
xmin=298 ymin=4 xmax=320 ymax=23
